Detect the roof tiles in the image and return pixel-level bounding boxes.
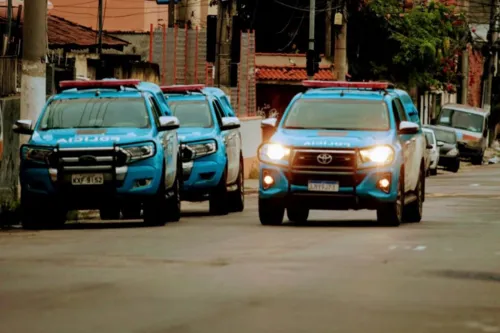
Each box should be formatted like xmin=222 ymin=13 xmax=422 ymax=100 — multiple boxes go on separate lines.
xmin=256 ymin=65 xmax=335 ymax=82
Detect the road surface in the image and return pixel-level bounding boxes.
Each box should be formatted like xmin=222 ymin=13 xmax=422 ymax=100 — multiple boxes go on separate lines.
xmin=1 ymin=166 xmax=500 ymax=333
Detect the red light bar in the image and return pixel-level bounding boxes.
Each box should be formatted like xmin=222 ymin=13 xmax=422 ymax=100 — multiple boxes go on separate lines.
xmin=302 ymin=80 xmax=394 ymax=90
xmin=160 ymin=84 xmax=206 ymax=93
xmin=59 ymin=79 xmax=141 ymax=89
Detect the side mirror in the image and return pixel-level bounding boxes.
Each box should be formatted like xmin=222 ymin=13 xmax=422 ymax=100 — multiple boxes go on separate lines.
xmin=220 ymin=117 xmax=241 ymax=131
xmin=158 ymin=116 xmax=180 ymax=131
xmin=13 ymin=119 xmax=34 ymax=135
xmin=398 ymin=121 xmax=419 ymax=135
xmin=261 ymin=118 xmax=277 ymax=128
xmin=437 ymin=141 xmax=444 ymax=147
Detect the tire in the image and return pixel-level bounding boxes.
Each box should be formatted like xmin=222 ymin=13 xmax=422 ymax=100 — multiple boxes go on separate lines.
xmin=143 ymin=168 xmax=170 ymax=227
xmin=209 ymin=167 xmax=229 ymax=216
xmin=100 ymin=206 xmax=121 ymax=220
xmin=450 ymin=160 xmax=460 ymax=173
xmin=287 ymin=207 xmax=309 ymax=224
xmin=259 ymin=198 xmax=285 ymax=226
xmin=430 ymin=168 xmax=437 ymax=176
xmin=21 ymin=192 xmax=67 ymax=230
xmin=471 ymin=154 xmax=483 ymax=165
xmin=228 ymin=158 xmax=245 ymax=213
xmin=376 ymin=171 xmax=404 ymax=227
xmin=121 ymin=204 xmax=142 ymax=219
xmin=165 ymin=172 xmax=181 ymax=222
xmin=403 ymin=167 xmax=424 ymax=223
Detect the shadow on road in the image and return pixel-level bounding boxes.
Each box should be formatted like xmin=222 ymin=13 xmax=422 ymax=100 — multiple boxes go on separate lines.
xmin=282 ymin=220 xmax=389 ymax=228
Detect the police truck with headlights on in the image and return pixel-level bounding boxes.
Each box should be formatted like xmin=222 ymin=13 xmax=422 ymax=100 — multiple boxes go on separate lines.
xmin=258 ymin=81 xmax=427 ymax=226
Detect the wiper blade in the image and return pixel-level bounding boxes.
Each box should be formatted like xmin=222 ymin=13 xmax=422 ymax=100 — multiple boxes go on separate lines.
xmin=285 ymin=126 xmax=307 ymax=129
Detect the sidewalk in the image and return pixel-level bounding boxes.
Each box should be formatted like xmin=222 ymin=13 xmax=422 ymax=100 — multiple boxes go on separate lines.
xmin=244 ymin=179 xmax=259 ymax=194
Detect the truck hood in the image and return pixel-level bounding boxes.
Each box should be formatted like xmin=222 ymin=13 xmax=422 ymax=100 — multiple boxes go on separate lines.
xmin=272 ymin=129 xmax=394 ymax=148
xmin=177 ymin=127 xmax=217 ymax=143
xmin=29 ymin=128 xmax=154 ymax=147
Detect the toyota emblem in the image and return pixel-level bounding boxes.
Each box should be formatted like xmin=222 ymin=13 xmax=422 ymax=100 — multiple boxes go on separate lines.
xmin=317 ymin=153 xmax=333 ymax=165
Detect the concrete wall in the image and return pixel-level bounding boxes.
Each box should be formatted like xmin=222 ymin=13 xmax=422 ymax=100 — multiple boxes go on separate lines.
xmin=239 ymin=117 xmax=262 ymax=178
xmin=0 ymin=97 xmax=20 ymax=201
xmin=107 ymin=33 xmax=151 ymax=61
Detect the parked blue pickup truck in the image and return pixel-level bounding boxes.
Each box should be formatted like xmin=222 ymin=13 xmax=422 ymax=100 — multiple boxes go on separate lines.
xmin=258 ymin=81 xmax=427 ymax=226
xmin=161 ymin=85 xmax=245 ymax=215
xmin=14 ymin=79 xmax=182 ymax=229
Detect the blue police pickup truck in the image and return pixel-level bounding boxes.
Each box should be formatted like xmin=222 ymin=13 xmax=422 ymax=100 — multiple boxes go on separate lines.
xmin=258 ymin=81 xmax=427 ymax=226
xmin=161 ymin=85 xmax=244 ymax=215
xmin=14 ymin=79 xmax=182 ymax=229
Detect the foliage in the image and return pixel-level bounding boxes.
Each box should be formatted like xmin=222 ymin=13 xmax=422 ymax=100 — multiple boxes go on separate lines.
xmin=348 ymin=0 xmax=469 ymax=90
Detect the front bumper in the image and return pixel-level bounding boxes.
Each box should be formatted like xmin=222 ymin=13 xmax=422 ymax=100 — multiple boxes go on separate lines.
xmin=438 ymin=155 xmax=460 ymax=168
xmin=20 ymin=146 xmax=163 ymax=209
xmin=458 ymin=142 xmax=483 ymax=158
xmin=180 ymin=152 xmax=226 ymax=197
xmin=259 ymin=162 xmax=401 ymax=211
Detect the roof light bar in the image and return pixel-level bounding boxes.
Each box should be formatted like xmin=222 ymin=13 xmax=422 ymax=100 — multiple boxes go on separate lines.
xmin=160 ymin=84 xmax=206 ymax=93
xmin=302 ymin=80 xmax=394 ymax=90
xmin=60 ymin=79 xmax=141 ymax=89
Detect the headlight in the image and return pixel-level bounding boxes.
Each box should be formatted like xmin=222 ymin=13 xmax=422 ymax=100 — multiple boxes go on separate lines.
xmin=184 ymin=140 xmax=217 ymax=160
xmin=259 ymin=143 xmax=291 ymax=163
xmin=359 ymin=145 xmax=394 ymax=165
xmin=21 ymin=146 xmax=53 ymax=164
xmin=446 ymin=148 xmax=458 ymax=156
xmin=120 ymin=142 xmax=155 ymax=163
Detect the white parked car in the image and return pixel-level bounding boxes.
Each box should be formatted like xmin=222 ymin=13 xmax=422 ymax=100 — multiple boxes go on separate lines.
xmin=423 ymin=127 xmax=440 ymax=176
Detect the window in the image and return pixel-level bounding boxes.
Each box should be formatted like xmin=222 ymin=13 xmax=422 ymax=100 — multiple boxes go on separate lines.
xmin=167 ymin=100 xmax=214 ymax=128
xmin=148 ymin=96 xmax=162 ymax=127
xmin=394 ymin=98 xmax=408 ymax=122
xmin=39 ymin=97 xmax=151 ymax=130
xmin=212 ymin=100 xmax=225 ymax=127
xmin=434 ymin=129 xmax=456 ymax=144
xmin=438 ymin=108 xmax=485 ymax=133
xmin=282 ymin=99 xmax=390 ymax=131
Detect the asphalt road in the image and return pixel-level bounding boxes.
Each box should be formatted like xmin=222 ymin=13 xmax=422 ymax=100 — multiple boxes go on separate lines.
xmin=1 ymin=166 xmax=500 ymax=333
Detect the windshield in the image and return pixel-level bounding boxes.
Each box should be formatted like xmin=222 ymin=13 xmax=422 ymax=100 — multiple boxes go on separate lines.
xmin=39 ymin=98 xmax=150 ymax=130
xmin=434 ymin=129 xmax=456 ymax=144
xmin=167 ymin=100 xmax=213 ymax=128
xmin=438 ymin=108 xmax=485 ymax=133
xmin=282 ymin=99 xmax=390 ymax=131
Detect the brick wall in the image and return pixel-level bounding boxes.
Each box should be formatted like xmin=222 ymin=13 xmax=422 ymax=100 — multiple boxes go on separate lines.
xmin=467 ymin=44 xmax=484 ymax=107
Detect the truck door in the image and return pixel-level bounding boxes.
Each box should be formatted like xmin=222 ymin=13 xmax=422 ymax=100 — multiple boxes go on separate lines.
xmin=213 ymin=99 xmax=239 ymax=184
xmin=392 ymin=98 xmax=414 ymax=192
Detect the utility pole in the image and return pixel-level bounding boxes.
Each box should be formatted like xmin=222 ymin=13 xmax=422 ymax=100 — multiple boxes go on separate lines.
xmin=215 ymin=0 xmax=232 ymax=87
xmin=21 ymin=0 xmax=47 ymax=125
xmin=98 ymin=0 xmax=103 ymax=55
xmin=168 ymin=0 xmax=175 ymax=27
xmin=460 ymin=47 xmax=469 ymax=104
xmin=307 ymin=0 xmax=316 ymax=80
xmin=334 ymin=0 xmax=347 ymax=81
xmin=482 ymin=0 xmax=500 ymax=145
xmin=325 ymin=0 xmax=333 ymax=59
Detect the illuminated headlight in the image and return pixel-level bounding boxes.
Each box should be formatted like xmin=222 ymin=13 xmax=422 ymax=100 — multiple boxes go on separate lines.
xmin=359 ymin=145 xmax=395 ymax=165
xmin=185 ymin=140 xmax=217 ymax=159
xmin=21 ymin=146 xmax=53 ymax=164
xmin=121 ymin=142 xmax=155 ymax=163
xmin=446 ymin=148 xmax=458 ymax=156
xmin=258 ymin=143 xmax=291 ymax=163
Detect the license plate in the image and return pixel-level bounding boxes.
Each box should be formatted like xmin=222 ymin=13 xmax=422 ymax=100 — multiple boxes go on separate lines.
xmin=71 ymin=174 xmax=104 ymax=185
xmin=308 ymin=180 xmax=339 ymax=192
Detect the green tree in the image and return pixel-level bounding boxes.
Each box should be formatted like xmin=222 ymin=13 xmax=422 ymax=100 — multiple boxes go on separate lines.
xmin=347 ymin=0 xmax=468 ymax=91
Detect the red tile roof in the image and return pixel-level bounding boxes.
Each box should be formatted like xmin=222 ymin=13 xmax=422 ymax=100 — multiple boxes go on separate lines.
xmin=48 ymin=15 xmax=128 ymax=49
xmin=256 ymin=65 xmax=336 ymax=82
xmin=0 ymin=14 xmax=128 ymax=49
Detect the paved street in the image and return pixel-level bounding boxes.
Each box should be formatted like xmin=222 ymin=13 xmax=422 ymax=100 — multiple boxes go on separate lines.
xmin=1 ymin=166 xmax=500 ymax=333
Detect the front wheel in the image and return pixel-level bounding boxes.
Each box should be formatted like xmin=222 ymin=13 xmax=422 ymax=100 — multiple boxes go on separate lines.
xmin=143 ymin=170 xmax=169 ymax=227
xmin=21 ymin=192 xmax=67 ymax=229
xmin=287 ymin=207 xmax=309 ymax=224
xmin=449 ymin=160 xmax=460 ymax=173
xmin=209 ymin=168 xmax=229 ymax=216
xmin=228 ymin=159 xmax=245 ymax=213
xmin=165 ymin=173 xmax=181 ymax=222
xmin=403 ymin=167 xmax=424 ymax=223
xmin=259 ymin=198 xmax=285 ymax=226
xmin=471 ymin=154 xmax=483 ymax=165
xmin=430 ymin=168 xmax=437 ymax=176
xmin=376 ymin=172 xmax=404 ymax=227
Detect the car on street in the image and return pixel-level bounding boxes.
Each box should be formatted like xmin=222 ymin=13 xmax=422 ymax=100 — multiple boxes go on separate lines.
xmin=423 ymin=127 xmax=440 ymax=176
xmin=258 ymin=81 xmax=427 ymax=226
xmin=14 ymin=79 xmax=182 ymax=229
xmin=434 ymin=103 xmax=489 ymax=165
xmin=425 ymin=125 xmax=460 ymax=173
xmin=161 ymin=84 xmax=245 ymax=215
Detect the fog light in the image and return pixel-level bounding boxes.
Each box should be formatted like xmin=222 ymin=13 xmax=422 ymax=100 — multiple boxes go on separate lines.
xmin=379 ymin=178 xmax=390 ymax=188
xmin=134 ymin=178 xmax=152 ymax=188
xmin=264 ymin=175 xmax=274 ymax=185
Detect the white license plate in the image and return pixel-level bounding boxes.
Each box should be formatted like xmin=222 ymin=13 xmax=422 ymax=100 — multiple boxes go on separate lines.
xmin=308 ymin=181 xmax=339 ymax=192
xmin=71 ymin=174 xmax=104 ymax=185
